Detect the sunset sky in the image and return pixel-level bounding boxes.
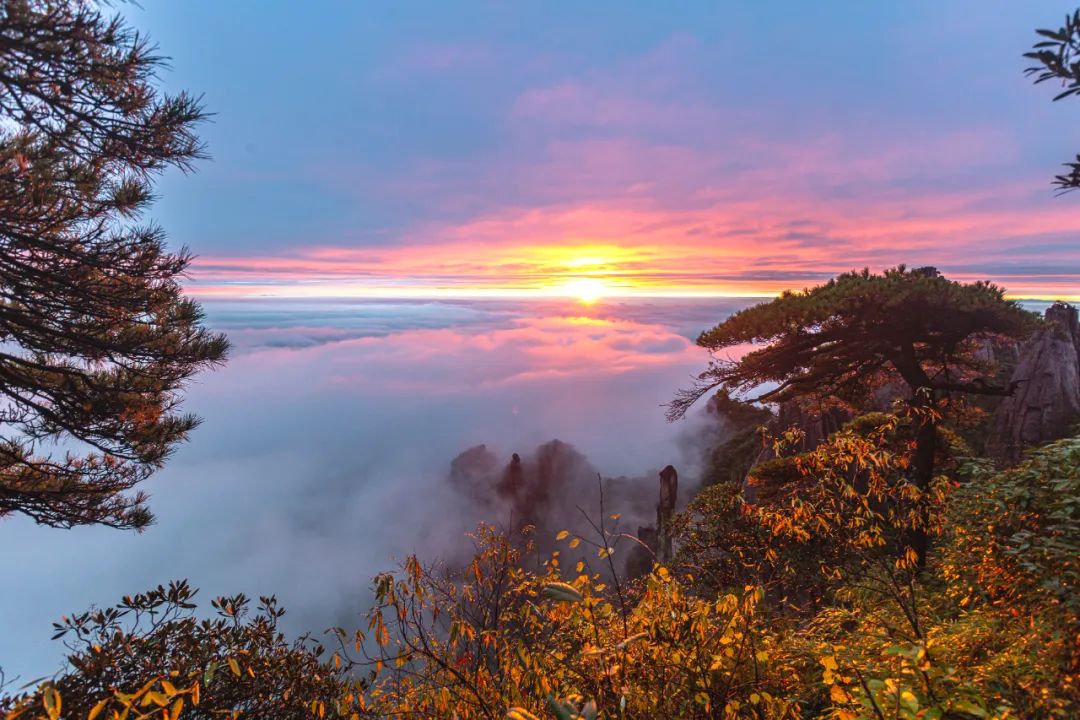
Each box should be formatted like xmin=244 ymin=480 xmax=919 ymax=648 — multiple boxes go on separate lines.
xmin=133 ymin=1 xmax=1079 ymax=301
xmin=5 ymin=2 xmax=1080 ymax=679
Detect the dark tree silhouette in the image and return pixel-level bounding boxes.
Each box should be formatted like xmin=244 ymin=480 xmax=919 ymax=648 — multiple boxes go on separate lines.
xmin=1025 ymin=10 xmax=1080 ymax=191
xmin=0 ymin=1 xmax=227 ymax=530
xmin=668 ymin=266 xmax=1038 ymax=564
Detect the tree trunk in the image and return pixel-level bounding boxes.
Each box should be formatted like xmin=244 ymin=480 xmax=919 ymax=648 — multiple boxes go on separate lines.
xmin=909 ymin=400 xmax=936 ymax=569
xmin=892 ymin=345 xmax=935 ymax=570
xmin=656 ymin=465 xmax=678 ymax=564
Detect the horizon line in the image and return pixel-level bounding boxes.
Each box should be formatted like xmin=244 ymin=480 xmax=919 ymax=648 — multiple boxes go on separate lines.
xmin=184 ymin=285 xmax=1079 ymax=304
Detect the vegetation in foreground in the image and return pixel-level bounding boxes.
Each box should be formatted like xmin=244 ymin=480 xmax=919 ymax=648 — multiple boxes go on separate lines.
xmin=4 ymin=421 xmax=1077 ymax=719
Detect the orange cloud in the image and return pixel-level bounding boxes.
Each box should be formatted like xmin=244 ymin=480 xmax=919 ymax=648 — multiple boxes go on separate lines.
xmin=188 ymin=115 xmax=1080 ymax=302
xmin=189 ymin=191 xmax=1080 ymax=301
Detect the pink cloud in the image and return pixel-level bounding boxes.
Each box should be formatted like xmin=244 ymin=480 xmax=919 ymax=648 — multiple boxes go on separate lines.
xmin=190 ymin=33 xmax=1080 ymax=301
xmin=189 ymin=178 xmax=1080 ymax=300
xmin=253 ymin=313 xmax=701 ymax=393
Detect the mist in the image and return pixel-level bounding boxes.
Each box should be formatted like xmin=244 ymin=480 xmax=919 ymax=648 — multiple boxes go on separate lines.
xmin=0 ymin=297 xmax=752 ymax=679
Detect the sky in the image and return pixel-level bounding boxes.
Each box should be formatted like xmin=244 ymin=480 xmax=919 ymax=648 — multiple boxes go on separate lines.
xmin=125 ymin=0 xmax=1079 ymax=301
xmin=2 ymin=0 xmax=1080 ymax=681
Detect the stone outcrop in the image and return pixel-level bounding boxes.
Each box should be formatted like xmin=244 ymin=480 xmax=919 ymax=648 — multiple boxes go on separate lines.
xmin=446 ymin=440 xmax=596 ymax=533
xmin=623 ymin=465 xmax=678 ymax=580
xmin=987 ymin=303 xmax=1080 ymax=463
xmin=740 ymin=402 xmax=855 ymax=503
xmin=624 ymin=526 xmax=658 ymax=581
xmin=656 ymin=465 xmax=678 ymax=563
xmin=773 ymin=401 xmax=854 ymax=450
xmin=448 ymin=444 xmax=501 ymax=509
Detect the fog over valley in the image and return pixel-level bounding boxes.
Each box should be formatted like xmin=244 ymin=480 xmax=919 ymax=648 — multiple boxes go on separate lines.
xmin=0 ymin=297 xmax=751 ymax=679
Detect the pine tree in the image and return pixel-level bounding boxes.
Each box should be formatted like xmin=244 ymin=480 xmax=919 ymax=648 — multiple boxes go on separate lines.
xmin=669 ymin=266 xmax=1038 ymax=564
xmin=0 ymin=0 xmax=227 ymax=530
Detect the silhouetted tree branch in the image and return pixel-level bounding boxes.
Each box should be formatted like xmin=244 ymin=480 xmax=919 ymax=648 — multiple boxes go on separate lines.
xmin=1025 ymin=9 xmax=1080 ymax=191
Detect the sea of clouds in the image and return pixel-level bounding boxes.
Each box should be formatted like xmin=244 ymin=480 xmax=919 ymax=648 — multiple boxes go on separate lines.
xmin=0 ymin=297 xmax=752 ymax=679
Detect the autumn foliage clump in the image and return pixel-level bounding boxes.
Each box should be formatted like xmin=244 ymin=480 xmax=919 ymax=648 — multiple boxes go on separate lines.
xmin=332 ymin=525 xmax=800 ymax=719
xmin=328 ymin=416 xmax=1075 ymax=720
xmin=0 ymin=581 xmax=358 ymax=720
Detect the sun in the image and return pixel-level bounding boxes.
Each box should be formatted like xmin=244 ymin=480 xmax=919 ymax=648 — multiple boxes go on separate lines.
xmin=561 ymin=277 xmax=607 ymax=304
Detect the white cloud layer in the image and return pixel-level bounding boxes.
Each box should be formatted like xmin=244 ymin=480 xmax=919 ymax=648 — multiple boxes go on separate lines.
xmin=0 ymin=298 xmax=746 ymax=680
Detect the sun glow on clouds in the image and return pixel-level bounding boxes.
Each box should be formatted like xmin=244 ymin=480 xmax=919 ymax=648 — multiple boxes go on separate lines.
xmin=184 ymin=103 xmax=1080 ymax=304
xmin=183 ymin=67 xmax=1080 ymax=303
xmin=190 ymin=241 xmax=753 ymax=301
xmin=155 ymin=4 xmax=1080 ymax=305
xmin=560 ymin=277 xmax=607 ymax=304
xmin=189 ymin=210 xmax=1080 ymax=302
xmin=184 ymin=42 xmax=1080 ymax=304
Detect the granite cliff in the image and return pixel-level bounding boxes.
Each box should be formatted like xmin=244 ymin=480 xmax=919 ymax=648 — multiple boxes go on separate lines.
xmin=987 ymin=303 xmax=1080 ymax=462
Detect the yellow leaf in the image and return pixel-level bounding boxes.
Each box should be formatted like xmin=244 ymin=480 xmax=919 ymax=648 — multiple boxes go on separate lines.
xmin=227 ymin=658 xmax=241 ymax=677
xmin=830 ymin=685 xmax=849 ymax=703
xmin=142 ymin=691 xmax=167 ymax=707
xmin=821 ymin=655 xmax=839 ymax=671
xmin=506 ymin=709 xmax=541 ymax=720
xmin=556 ymin=530 xmax=570 ymax=541
xmin=89 ymin=699 xmax=109 ymax=720
xmin=43 ymin=687 xmax=61 ymax=720
xmin=569 ymin=538 xmax=581 ymax=549
xmin=170 ymin=698 xmax=184 ymax=719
